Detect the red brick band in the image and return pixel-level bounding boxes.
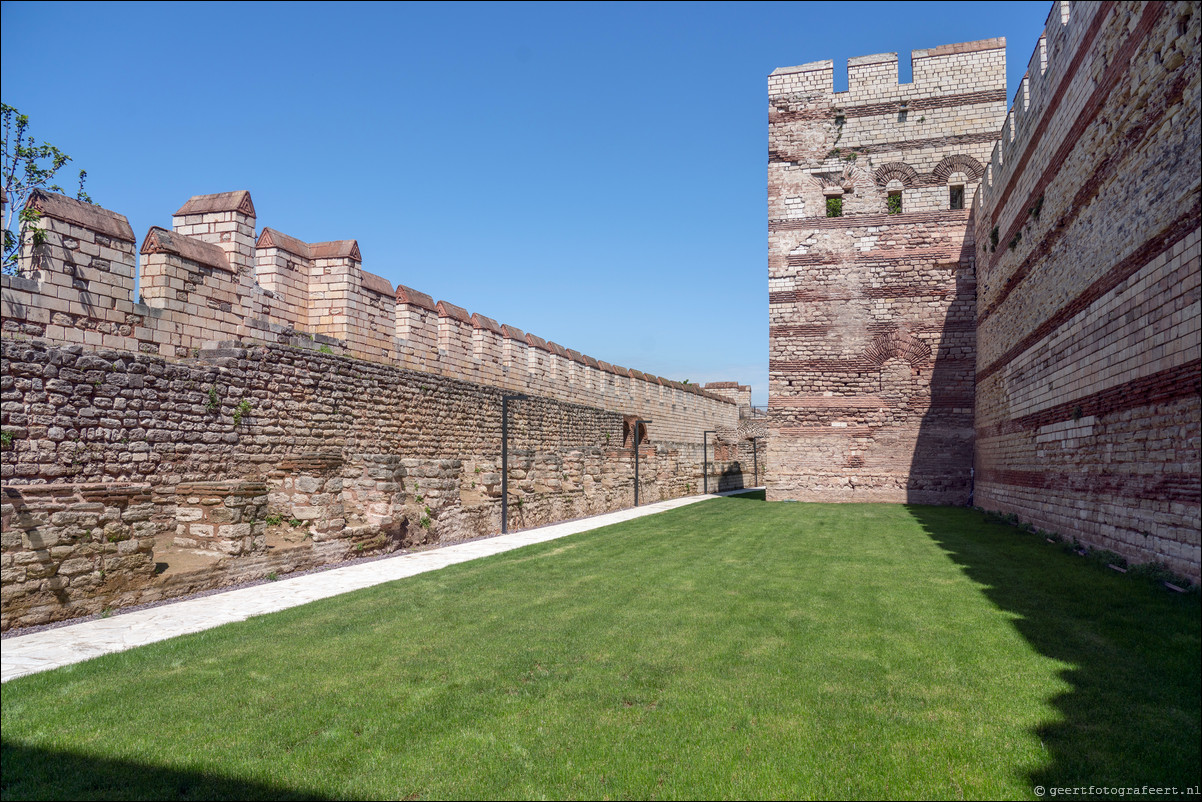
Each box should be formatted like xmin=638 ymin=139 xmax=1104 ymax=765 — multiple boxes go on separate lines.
xmin=976 ymin=469 xmax=1199 ymax=505
xmin=770 ymin=131 xmax=1000 ymax=165
xmin=770 ymin=208 xmax=970 ymax=231
xmin=770 ymin=357 xmax=974 ymax=372
xmin=770 ymin=283 xmax=960 ymax=304
xmin=786 ymin=247 xmax=966 ymax=267
xmin=977 ymin=358 xmax=1201 ymax=440
xmin=771 ymin=89 xmax=1008 ymax=124
xmin=769 ymin=321 xmax=974 ymax=337
xmin=977 ymin=203 xmax=1200 ymax=383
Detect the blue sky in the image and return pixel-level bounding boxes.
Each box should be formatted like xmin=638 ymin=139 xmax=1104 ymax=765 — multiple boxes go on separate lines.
xmin=1 ymin=1 xmax=1052 ymax=404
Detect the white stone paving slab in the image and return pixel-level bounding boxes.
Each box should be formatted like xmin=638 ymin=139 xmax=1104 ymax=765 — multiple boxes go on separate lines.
xmin=1 ymin=488 xmax=759 ymax=683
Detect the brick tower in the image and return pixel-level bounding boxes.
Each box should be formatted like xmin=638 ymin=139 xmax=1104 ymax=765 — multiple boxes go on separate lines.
xmin=766 ymin=40 xmax=1007 ymax=503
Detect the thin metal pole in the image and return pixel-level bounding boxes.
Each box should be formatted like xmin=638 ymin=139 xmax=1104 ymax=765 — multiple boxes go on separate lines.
xmin=634 ymin=421 xmax=640 ymax=507
xmin=502 ymin=396 xmax=509 ymax=534
xmin=501 ymin=394 xmax=528 ymax=534
xmin=752 ymin=437 xmax=759 ymax=486
xmin=703 ymin=430 xmax=715 ymax=495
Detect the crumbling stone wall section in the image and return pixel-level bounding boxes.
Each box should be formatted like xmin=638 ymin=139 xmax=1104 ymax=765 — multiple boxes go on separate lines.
xmin=0 ymin=482 xmax=156 ymax=630
xmin=972 ymin=1 xmax=1200 ymax=581
xmin=767 ymin=39 xmax=1007 ymax=503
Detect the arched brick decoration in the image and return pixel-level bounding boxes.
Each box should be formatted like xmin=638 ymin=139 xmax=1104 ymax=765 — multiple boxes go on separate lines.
xmin=862 ymin=328 xmax=932 ymax=367
xmin=872 ymin=162 xmax=920 ymax=188
xmin=932 ymin=154 xmax=985 ymax=183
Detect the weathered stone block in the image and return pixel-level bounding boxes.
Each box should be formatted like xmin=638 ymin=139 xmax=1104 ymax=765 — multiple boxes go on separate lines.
xmin=58 ymin=557 xmax=93 ymax=576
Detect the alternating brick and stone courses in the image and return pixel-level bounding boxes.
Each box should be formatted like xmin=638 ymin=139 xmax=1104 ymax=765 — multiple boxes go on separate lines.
xmin=971 ymin=1 xmax=1200 ymax=581
xmin=768 ymin=38 xmax=1005 ymax=504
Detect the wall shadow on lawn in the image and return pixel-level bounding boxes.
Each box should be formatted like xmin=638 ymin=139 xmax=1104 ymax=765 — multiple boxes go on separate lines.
xmin=715 ymin=489 xmax=766 ymax=502
xmin=906 ymin=505 xmax=1201 ymax=793
xmin=0 ymin=741 xmax=335 ymax=802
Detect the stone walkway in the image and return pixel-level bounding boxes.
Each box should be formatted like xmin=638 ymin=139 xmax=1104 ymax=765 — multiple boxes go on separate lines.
xmin=1 ymin=488 xmax=759 ymax=683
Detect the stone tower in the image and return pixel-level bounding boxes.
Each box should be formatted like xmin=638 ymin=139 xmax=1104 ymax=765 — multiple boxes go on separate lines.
xmin=766 ymin=40 xmax=1008 ymax=503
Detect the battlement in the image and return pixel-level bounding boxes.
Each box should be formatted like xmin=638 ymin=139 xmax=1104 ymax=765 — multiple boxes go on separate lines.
xmin=768 ymin=37 xmax=1005 ymax=101
xmin=2 ymin=189 xmax=738 ymax=422
xmin=975 ymin=1 xmax=1106 ymax=228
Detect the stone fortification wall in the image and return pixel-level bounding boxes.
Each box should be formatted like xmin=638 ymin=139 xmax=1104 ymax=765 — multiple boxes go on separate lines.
xmin=0 ymin=338 xmax=749 ymax=630
xmin=703 ymin=382 xmax=767 ymax=485
xmin=1 ymin=189 xmax=736 ymax=447
xmin=1 ymin=190 xmax=750 ymax=629
xmin=767 ymin=38 xmax=1007 ymax=503
xmin=971 ymin=1 xmax=1200 ymax=581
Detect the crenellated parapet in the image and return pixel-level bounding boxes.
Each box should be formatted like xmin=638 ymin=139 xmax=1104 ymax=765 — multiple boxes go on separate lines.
xmin=768 ymin=37 xmax=1005 ymax=225
xmin=7 ymin=190 xmax=139 ymax=348
xmin=2 ymin=188 xmax=741 ymax=443
xmin=974 ymin=1 xmax=1102 ymax=241
xmin=769 ymin=38 xmax=1006 ymax=101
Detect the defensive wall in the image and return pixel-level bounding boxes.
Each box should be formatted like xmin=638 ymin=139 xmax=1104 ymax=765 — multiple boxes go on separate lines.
xmin=971 ymin=1 xmax=1200 ymax=580
xmin=767 ymin=34 xmax=1006 ymax=504
xmin=0 ymin=190 xmax=759 ymax=630
xmin=768 ymin=0 xmax=1200 ymax=582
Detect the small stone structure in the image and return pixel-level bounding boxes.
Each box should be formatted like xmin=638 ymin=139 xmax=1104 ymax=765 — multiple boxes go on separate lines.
xmin=173 ymin=481 xmax=268 ymax=556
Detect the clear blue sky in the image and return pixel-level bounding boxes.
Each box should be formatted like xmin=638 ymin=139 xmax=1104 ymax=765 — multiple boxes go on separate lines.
xmin=2 ymin=1 xmax=1052 ymax=404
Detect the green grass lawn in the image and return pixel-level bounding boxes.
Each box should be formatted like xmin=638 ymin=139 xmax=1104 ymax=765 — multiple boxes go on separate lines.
xmin=2 ymin=495 xmax=1199 ymax=800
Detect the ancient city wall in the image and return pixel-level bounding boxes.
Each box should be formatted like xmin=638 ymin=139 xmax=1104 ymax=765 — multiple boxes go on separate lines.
xmin=767 ymin=38 xmax=1007 ymax=503
xmin=972 ymin=1 xmax=1200 ymax=581
xmin=1 ymin=191 xmax=755 ymax=629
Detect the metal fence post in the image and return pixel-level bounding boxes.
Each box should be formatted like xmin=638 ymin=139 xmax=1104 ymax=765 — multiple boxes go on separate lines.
xmin=752 ymin=436 xmax=760 ymax=486
xmin=703 ymin=430 xmax=715 ymax=495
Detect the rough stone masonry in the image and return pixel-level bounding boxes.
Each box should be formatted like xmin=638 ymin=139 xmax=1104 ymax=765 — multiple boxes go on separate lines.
xmin=0 ymin=188 xmax=761 ymax=630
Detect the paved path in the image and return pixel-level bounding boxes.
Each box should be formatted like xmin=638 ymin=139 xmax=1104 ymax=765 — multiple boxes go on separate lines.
xmin=1 ymin=488 xmax=759 ymax=683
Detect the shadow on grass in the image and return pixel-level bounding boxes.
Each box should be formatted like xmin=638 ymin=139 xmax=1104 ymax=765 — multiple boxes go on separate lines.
xmin=906 ymin=505 xmax=1201 ymax=794
xmin=0 ymin=741 xmax=333 ymax=802
xmin=718 ymin=489 xmax=766 ymax=502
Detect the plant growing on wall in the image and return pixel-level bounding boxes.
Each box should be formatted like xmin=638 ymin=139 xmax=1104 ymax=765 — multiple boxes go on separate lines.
xmin=2 ymin=103 xmax=91 ymax=275
xmin=826 ymin=197 xmax=843 ymax=218
xmin=232 ymin=399 xmax=252 ymax=426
